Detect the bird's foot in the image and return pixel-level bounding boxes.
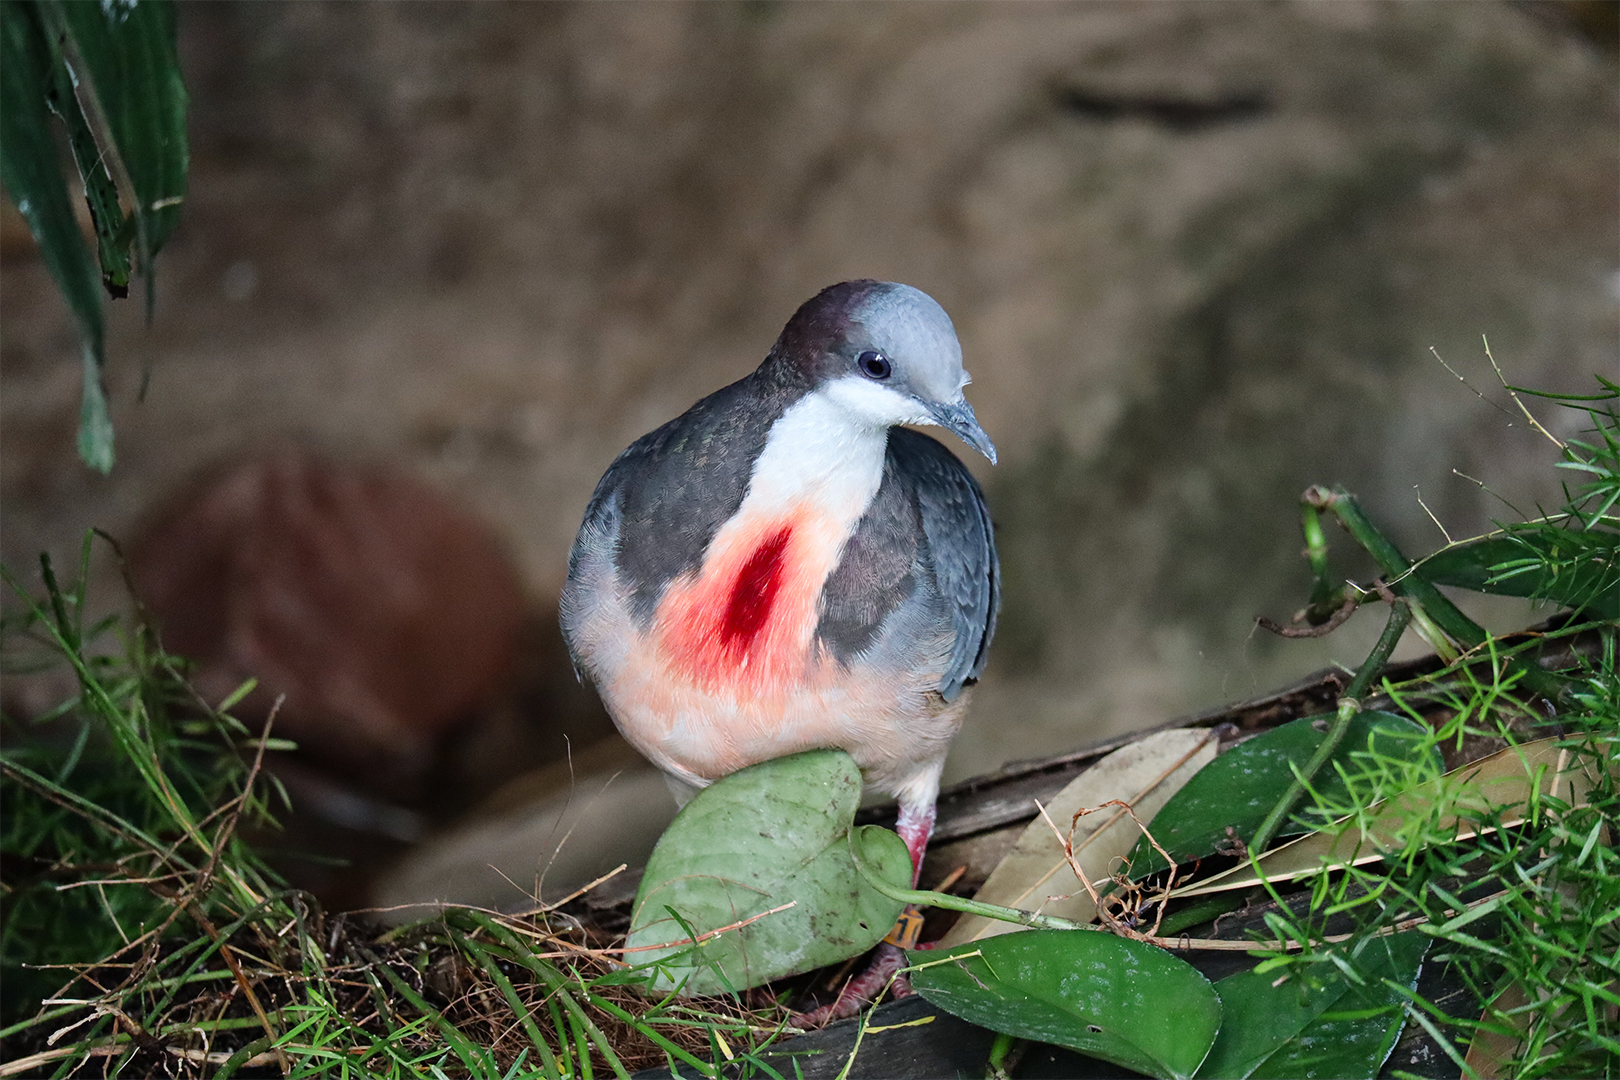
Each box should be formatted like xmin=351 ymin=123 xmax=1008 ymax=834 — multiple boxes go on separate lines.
xmin=790 ymin=942 xmax=914 ymax=1028
xmin=792 ymin=904 xmax=929 ymax=1027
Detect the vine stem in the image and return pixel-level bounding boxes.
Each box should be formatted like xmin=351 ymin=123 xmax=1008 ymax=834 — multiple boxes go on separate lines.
xmin=1305 ymin=485 xmax=1565 ymax=699
xmin=1248 ymin=598 xmax=1412 ymax=857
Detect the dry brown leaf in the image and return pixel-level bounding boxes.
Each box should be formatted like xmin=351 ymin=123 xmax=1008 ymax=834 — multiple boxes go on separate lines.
xmin=1463 ymin=982 xmax=1530 ymax=1080
xmin=939 ymin=728 xmax=1219 ymax=945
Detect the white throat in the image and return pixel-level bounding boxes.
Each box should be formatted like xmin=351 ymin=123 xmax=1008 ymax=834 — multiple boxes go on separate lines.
xmin=738 ymin=378 xmax=920 ymax=525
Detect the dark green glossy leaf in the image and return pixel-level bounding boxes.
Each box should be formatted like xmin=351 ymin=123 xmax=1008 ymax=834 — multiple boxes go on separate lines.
xmin=0 ymin=0 xmax=112 ymax=472
xmin=1129 ymin=712 xmax=1437 ymax=877
xmin=1 ymin=0 xmax=187 ymax=473
xmin=31 ymin=3 xmax=129 ymax=297
xmin=1197 ymin=932 xmax=1428 ymax=1078
xmin=44 ymin=43 xmax=129 ymax=296
xmin=76 ymin=346 xmax=115 ymax=472
xmin=1418 ymin=532 xmax=1620 ymax=619
xmin=910 ymin=929 xmax=1222 ymax=1079
xmin=1195 ymin=968 xmax=1352 ymax=1078
xmin=627 ymin=750 xmax=910 ymax=996
xmin=1248 ymin=932 xmax=1429 ymax=1079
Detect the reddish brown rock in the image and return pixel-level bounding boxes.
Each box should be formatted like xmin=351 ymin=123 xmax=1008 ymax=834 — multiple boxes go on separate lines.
xmin=130 ymin=449 xmax=524 ymax=794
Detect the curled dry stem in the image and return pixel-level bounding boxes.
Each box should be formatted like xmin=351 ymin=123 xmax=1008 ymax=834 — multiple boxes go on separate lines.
xmin=1037 ymin=798 xmax=1179 ymax=941
xmin=1257 ymin=592 xmax=1359 ymax=638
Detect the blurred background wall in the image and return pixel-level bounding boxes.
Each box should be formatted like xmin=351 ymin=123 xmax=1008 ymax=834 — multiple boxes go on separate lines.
xmin=3 ymin=1 xmax=1615 ymax=906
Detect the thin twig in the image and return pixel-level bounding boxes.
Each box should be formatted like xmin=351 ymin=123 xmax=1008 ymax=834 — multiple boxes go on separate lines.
xmin=528 ymin=864 xmax=630 ymax=916
xmin=1414 ymin=487 xmax=1454 ymax=545
xmin=1484 ymin=337 xmax=1566 ymax=451
xmin=495 ymin=901 xmax=799 ymax=959
xmin=1431 ymin=346 xmax=1516 ymax=421
xmin=189 ymin=910 xmax=288 ymax=1076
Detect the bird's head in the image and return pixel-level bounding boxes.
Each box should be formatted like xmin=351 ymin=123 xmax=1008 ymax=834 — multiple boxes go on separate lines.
xmin=764 ymin=280 xmax=997 ymax=465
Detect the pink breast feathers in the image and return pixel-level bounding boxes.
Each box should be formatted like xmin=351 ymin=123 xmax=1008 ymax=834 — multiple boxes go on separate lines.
xmin=653 ymin=515 xmax=833 ymax=695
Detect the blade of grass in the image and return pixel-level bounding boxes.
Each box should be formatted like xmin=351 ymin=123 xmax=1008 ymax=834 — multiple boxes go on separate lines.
xmin=450 ymin=930 xmax=564 ymax=1077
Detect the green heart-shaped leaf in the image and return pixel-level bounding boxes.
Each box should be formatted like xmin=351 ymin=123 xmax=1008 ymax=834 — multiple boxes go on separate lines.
xmin=910 ymin=930 xmax=1221 ymax=1079
xmin=627 ymin=749 xmax=910 ymax=995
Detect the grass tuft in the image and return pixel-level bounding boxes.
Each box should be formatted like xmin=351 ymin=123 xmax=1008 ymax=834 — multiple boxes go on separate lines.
xmin=1 ymin=535 xmax=792 ymax=1078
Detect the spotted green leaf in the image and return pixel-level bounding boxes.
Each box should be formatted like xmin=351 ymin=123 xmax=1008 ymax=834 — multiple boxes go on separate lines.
xmin=627 ymin=750 xmax=910 ymax=996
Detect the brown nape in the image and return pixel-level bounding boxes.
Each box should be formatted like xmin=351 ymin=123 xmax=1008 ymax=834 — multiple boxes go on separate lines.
xmin=762 ymin=279 xmax=882 ymax=383
xmin=124 ymin=448 xmax=615 ymax=908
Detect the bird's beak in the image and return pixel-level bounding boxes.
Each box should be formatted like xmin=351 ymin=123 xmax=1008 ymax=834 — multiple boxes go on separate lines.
xmin=926 ymin=396 xmax=997 ymax=465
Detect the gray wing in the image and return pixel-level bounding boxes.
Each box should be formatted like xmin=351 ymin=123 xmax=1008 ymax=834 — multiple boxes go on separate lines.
xmin=565 ymin=372 xmax=796 ymax=631
xmin=816 ymin=428 xmax=998 ymax=701
xmin=891 ymin=428 xmax=999 ymax=701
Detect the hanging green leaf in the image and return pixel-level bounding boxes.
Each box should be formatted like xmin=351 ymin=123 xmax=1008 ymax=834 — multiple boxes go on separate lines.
xmin=1197 ymin=931 xmax=1429 ymax=1079
xmin=1128 ymin=711 xmax=1439 ymax=878
xmin=41 ymin=23 xmax=130 ymax=297
xmin=626 ymin=750 xmax=910 ymax=996
xmin=1417 ymin=532 xmax=1620 ymax=619
xmin=909 ymin=929 xmax=1222 ymax=1080
xmin=0 ymin=0 xmax=113 ymax=471
xmin=0 ymin=0 xmax=188 ymax=474
xmin=44 ymin=0 xmax=188 ymax=295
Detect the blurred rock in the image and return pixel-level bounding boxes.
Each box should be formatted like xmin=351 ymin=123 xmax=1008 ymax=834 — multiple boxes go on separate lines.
xmin=128 ymin=449 xmax=524 ymax=796
xmin=369 ymin=737 xmax=674 ymax=922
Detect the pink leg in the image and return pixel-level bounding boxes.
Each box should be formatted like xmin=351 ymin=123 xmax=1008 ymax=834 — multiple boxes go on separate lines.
xmin=792 ymin=797 xmax=936 ymax=1027
xmin=895 ymin=797 xmax=936 ymax=887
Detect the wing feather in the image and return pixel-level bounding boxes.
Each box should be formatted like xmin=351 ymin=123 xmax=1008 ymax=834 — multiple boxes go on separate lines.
xmin=886 ymin=429 xmax=999 ymax=701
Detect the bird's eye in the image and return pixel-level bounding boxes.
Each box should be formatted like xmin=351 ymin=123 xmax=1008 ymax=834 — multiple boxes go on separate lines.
xmin=857 ymin=350 xmax=891 ymax=380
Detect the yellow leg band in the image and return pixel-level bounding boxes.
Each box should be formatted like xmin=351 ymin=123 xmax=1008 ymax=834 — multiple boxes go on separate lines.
xmin=882 ymin=905 xmax=925 ymax=949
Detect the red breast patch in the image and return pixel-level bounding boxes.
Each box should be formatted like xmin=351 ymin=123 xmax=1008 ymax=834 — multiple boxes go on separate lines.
xmin=720 ymin=526 xmax=792 ymax=654
xmin=655 ymin=515 xmax=828 ymax=693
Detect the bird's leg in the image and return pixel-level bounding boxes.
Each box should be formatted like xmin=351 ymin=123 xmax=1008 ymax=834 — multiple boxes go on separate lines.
xmin=895 ymin=798 xmax=936 ymax=887
xmin=791 ymin=796 xmax=937 ymax=1027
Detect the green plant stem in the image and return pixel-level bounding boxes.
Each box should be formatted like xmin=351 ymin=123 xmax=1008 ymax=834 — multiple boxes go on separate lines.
xmin=1307 ymin=486 xmax=1566 ymax=699
xmin=1307 ymin=487 xmax=1483 ymax=649
xmin=1301 ymin=502 xmax=1342 ymax=618
xmin=1249 ymin=598 xmax=1412 ymax=857
xmin=466 ymin=910 xmax=726 ymax=1080
xmin=37 ymin=552 xmax=77 ymax=650
xmin=1405 ymin=601 xmax=1459 ymax=663
xmin=986 ymin=1030 xmax=1024 ymax=1080
xmin=210 ymin=1034 xmax=274 ymax=1080
xmin=1156 ymin=893 xmax=1245 ymax=938
xmin=577 ymin=987 xmax=725 ymax=1079
xmin=0 ymin=1003 xmax=86 ymax=1042
xmin=849 ymin=841 xmax=1090 ymax=932
xmin=470 ymin=914 xmax=631 ymax=1080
